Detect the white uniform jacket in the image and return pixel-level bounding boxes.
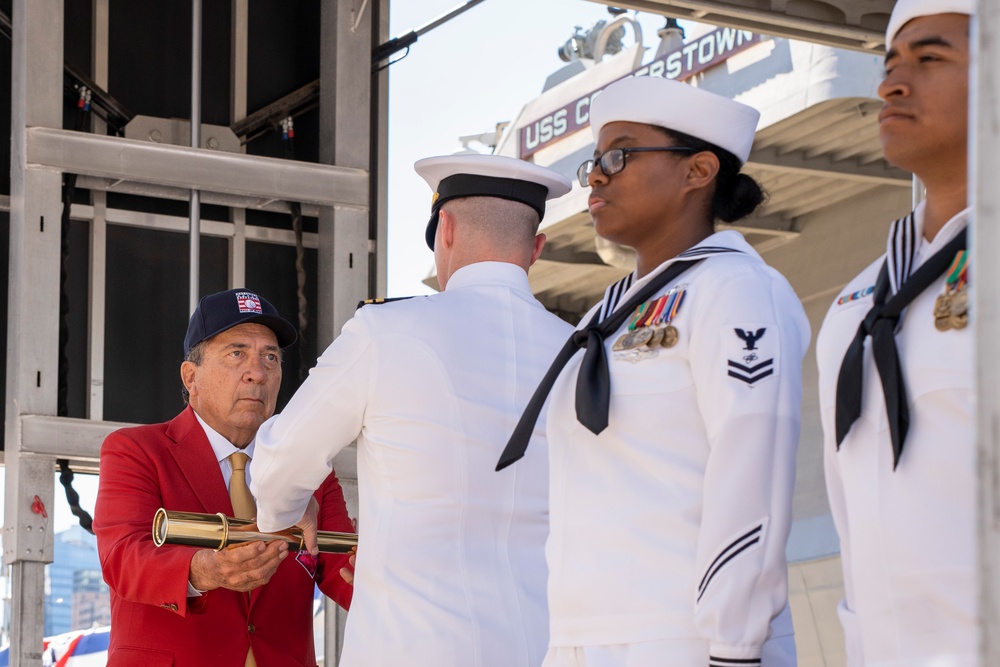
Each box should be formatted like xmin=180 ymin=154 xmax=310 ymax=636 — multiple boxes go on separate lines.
xmin=817 ymin=204 xmax=974 ymax=667
xmin=544 ymin=230 xmax=808 ymax=666
xmin=251 ymin=261 xmax=573 ymax=667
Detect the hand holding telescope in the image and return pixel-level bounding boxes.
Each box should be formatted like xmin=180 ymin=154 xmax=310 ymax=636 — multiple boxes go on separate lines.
xmin=152 ymin=508 xmax=357 ymax=554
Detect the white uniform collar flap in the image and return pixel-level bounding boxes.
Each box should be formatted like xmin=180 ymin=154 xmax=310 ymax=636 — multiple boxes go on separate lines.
xmin=885 ymin=201 xmax=970 ymax=294
xmin=602 ymin=230 xmax=751 ymax=316
xmin=445 ymin=261 xmax=533 ymax=295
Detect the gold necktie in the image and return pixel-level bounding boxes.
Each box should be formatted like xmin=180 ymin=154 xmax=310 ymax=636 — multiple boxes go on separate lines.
xmin=228 ymin=452 xmax=257 ymax=520
xmin=227 ymin=452 xmax=258 ymax=667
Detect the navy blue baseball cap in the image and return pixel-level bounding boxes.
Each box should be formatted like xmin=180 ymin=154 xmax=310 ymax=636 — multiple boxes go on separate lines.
xmin=184 ymin=289 xmax=298 ymax=355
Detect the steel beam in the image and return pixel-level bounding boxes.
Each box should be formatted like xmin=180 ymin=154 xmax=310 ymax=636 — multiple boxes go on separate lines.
xmin=190 ymin=0 xmax=203 ymax=313
xmin=73 ymin=175 xmax=323 ymax=218
xmin=230 ymin=208 xmax=248 ymax=288
xmin=26 ymin=127 xmax=369 ymax=209
xmin=230 ymin=0 xmax=249 ymax=288
xmin=588 ymin=0 xmax=887 ymax=53
xmin=88 ymin=0 xmax=110 ymax=422
xmin=317 ymin=0 xmax=373 ymax=349
xmin=69 ymin=203 xmax=319 ymax=249
xmin=7 ymin=1 xmax=64 ymax=663
xmin=317 ymin=2 xmax=378 ymax=661
xmin=748 ymin=146 xmax=912 ymax=187
xmin=87 ymin=195 xmax=107 ymax=421
xmin=373 ymin=0 xmax=390 ymax=298
xmin=974 ymin=0 xmax=1000 ymax=662
xmin=231 ymin=80 xmax=319 ymax=144
xmin=319 ymin=205 xmax=370 ymax=347
xmin=19 ymin=415 xmax=131 ymax=462
xmin=231 ymin=0 xmax=248 ymax=124
xmin=7 ymin=549 xmax=48 ymax=665
xmin=730 ymin=220 xmax=797 ymax=237
xmin=124 ymin=116 xmax=242 ymax=153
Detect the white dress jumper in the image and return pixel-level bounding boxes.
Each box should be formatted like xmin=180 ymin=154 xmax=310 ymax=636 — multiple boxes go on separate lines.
xmin=543 ymin=230 xmax=809 ymax=667
xmin=817 ymin=204 xmax=975 ymax=667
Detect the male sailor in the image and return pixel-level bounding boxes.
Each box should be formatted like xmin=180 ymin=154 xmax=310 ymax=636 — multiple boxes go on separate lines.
xmin=250 ymin=154 xmax=573 ymax=666
xmin=817 ymin=0 xmax=975 ymax=664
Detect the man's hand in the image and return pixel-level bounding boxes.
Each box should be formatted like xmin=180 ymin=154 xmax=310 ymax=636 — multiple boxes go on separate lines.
xmin=340 ymin=550 xmax=356 ymax=585
xmin=189 ymin=540 xmax=288 ymax=592
xmin=294 ymin=496 xmax=320 ymax=556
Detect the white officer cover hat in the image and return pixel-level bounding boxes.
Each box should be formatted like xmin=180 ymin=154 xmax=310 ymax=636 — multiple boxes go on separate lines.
xmin=415 ymin=153 xmax=572 ymax=250
xmin=886 ymin=0 xmax=974 ymax=49
xmin=588 ymin=76 xmax=760 ymax=165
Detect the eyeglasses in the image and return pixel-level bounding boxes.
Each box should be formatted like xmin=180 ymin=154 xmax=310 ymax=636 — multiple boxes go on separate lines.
xmin=576 ymin=146 xmax=696 ymax=187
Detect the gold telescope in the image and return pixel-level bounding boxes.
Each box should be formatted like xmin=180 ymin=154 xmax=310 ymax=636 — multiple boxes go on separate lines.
xmin=152 ymin=508 xmax=357 ymax=554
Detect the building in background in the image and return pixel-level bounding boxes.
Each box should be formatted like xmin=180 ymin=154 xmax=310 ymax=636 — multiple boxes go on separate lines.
xmin=45 ymin=525 xmax=108 ymax=637
xmin=71 ymin=569 xmax=111 ymax=630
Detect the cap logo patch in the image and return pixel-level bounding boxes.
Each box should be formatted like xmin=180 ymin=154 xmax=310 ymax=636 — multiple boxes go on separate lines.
xmin=235 ymin=291 xmax=263 ymax=314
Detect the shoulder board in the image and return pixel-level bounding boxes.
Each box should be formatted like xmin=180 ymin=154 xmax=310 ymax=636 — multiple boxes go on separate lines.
xmin=355 ymin=296 xmax=420 ymax=311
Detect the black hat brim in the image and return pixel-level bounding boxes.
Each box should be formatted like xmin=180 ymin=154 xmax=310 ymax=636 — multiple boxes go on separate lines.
xmin=423 ymin=174 xmax=548 ymax=250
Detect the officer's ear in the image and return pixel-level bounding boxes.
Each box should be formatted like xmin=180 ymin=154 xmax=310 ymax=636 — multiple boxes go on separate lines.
xmin=438 ymin=208 xmax=457 ymax=251
xmin=529 ymin=233 xmax=546 ymax=267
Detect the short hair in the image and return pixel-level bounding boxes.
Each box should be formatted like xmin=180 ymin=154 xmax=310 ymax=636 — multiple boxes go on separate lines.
xmin=441 ymin=196 xmax=540 ymax=249
xmin=180 ymin=340 xmax=207 ymax=404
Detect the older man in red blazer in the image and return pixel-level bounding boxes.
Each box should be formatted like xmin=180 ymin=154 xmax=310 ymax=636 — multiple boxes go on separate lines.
xmin=94 ymin=289 xmax=354 ymax=667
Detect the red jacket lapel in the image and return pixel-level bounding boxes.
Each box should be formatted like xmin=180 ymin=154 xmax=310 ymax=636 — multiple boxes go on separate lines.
xmin=164 ymin=406 xmax=234 ymax=516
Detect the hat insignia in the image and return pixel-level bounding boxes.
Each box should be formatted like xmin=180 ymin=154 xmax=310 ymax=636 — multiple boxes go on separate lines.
xmin=235 ymin=291 xmax=263 ymax=314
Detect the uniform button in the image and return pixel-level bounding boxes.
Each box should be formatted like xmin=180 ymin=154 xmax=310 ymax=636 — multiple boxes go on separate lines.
xmin=248 ymin=624 xmax=256 ymax=634
xmin=160 ymin=603 xmax=178 ymax=611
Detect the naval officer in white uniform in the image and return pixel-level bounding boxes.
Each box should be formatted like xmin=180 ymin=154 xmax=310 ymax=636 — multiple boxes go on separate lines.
xmin=497 ymin=76 xmax=807 ymax=666
xmin=817 ymin=0 xmax=975 ymax=665
xmin=249 ymin=154 xmax=572 ymax=667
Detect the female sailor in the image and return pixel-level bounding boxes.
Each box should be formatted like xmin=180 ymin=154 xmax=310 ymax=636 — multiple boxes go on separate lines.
xmin=498 ymin=74 xmax=808 ymax=667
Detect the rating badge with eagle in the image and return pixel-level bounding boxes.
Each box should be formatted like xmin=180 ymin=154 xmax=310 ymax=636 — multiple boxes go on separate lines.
xmin=727 ymin=324 xmax=778 ymax=387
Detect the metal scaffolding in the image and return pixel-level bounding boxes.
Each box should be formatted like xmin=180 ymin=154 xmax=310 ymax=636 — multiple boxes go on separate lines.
xmin=972 ymin=1 xmax=1000 ymax=663
xmin=3 ymin=0 xmax=387 ymax=664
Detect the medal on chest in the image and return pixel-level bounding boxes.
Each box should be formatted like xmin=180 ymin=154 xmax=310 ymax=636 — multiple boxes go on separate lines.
xmin=612 ymin=286 xmax=688 ymax=361
xmin=657 ymin=288 xmax=685 ymax=348
xmin=934 ymin=250 xmax=969 ymax=332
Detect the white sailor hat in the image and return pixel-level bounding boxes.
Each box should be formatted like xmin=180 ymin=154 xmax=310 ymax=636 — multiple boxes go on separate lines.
xmin=886 ymin=0 xmax=974 ymax=49
xmin=588 ymin=76 xmax=760 ymax=165
xmin=415 ymin=153 xmax=572 ymax=250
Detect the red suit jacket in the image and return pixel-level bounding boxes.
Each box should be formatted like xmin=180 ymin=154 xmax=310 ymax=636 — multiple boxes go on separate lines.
xmin=94 ymin=406 xmax=354 ymax=667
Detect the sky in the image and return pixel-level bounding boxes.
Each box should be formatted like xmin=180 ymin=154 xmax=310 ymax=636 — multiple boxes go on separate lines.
xmin=384 ymin=0 xmax=689 ymax=296
xmin=8 ymin=0 xmax=695 ymax=536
